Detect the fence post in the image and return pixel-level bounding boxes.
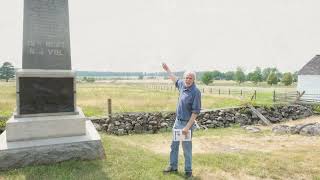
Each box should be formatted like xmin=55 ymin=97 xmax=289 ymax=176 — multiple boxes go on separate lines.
xmin=108 ymin=98 xmax=112 ymax=118
xmin=210 ymin=88 xmax=212 ymax=93
xmin=241 ymin=89 xmax=243 ymax=96
xmin=254 ymin=90 xmax=257 ymax=100
xmin=203 ymin=88 xmax=205 ymax=93
xmin=219 ymin=89 xmax=220 ymax=95
xmin=229 ymin=89 xmax=230 ymax=95
xmin=273 ymin=90 xmax=276 ymax=103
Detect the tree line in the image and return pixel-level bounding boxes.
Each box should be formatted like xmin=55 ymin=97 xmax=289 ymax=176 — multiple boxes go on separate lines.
xmin=0 ymin=61 xmax=297 ymax=86
xmin=200 ymin=67 xmax=297 ymax=86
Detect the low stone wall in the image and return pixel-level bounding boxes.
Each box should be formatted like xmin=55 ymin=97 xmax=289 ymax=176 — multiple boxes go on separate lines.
xmin=0 ymin=105 xmax=314 ymax=136
xmin=92 ymin=104 xmax=313 ymax=136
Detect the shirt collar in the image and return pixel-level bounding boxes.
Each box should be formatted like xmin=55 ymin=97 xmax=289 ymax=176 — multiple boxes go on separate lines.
xmin=183 ymin=82 xmax=195 ymax=91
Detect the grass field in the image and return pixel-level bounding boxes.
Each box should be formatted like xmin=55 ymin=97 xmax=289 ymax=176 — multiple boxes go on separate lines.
xmin=0 ymin=81 xmax=260 ymax=118
xmin=1 ymin=118 xmax=320 ymax=180
xmin=0 ymin=81 xmax=319 ymax=179
xmin=0 ymin=80 xmax=291 ymax=130
xmin=0 ymin=80 xmax=290 ymax=119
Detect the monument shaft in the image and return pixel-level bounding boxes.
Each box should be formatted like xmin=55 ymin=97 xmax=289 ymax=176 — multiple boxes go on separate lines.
xmin=22 ymin=0 xmax=71 ymax=70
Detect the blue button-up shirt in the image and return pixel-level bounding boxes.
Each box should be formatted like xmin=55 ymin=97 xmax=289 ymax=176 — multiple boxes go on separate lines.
xmin=175 ymin=79 xmax=201 ymax=121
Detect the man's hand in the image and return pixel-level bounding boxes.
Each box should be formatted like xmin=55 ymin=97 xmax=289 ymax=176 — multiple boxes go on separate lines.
xmin=182 ymin=127 xmax=189 ymax=136
xmin=161 ymin=62 xmax=177 ymax=83
xmin=162 ymin=62 xmax=170 ymax=72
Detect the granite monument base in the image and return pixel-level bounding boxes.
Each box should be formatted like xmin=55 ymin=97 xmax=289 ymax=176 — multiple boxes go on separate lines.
xmin=7 ymin=107 xmax=86 ymax=142
xmin=0 ymin=120 xmax=105 ymax=171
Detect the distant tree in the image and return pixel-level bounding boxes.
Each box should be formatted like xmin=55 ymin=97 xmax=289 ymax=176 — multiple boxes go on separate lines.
xmin=224 ymin=71 xmax=235 ymax=80
xmin=267 ymin=71 xmax=278 ymax=85
xmin=262 ymin=67 xmax=282 ymax=81
xmin=201 ymin=71 xmax=214 ymax=85
xmin=0 ymin=62 xmax=15 ymax=82
xmin=250 ymin=67 xmax=263 ymax=84
xmin=234 ymin=67 xmax=246 ymax=84
xmin=262 ymin=67 xmax=273 ymax=81
xmin=281 ymin=72 xmax=293 ymax=86
xmin=83 ymin=76 xmax=95 ymax=83
xmin=247 ymin=72 xmax=255 ymax=81
xmin=292 ymin=71 xmax=298 ymax=82
xmin=212 ymin=70 xmax=223 ymax=80
xmin=275 ymin=70 xmax=282 ymax=80
xmin=138 ymin=74 xmax=144 ymax=80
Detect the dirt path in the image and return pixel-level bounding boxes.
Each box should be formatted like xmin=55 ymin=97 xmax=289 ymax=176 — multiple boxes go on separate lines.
xmin=147 ymin=116 xmax=320 ymax=154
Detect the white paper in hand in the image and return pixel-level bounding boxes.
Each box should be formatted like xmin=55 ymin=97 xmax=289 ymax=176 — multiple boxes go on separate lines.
xmin=173 ymin=129 xmax=192 ymax=141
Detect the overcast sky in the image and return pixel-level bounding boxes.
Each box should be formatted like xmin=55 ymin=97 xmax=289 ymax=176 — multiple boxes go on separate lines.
xmin=1 ymin=0 xmax=320 ymax=72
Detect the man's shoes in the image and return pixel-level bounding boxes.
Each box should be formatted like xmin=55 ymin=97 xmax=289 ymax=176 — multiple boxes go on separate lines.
xmin=185 ymin=171 xmax=193 ymax=178
xmin=163 ymin=166 xmax=178 ymax=173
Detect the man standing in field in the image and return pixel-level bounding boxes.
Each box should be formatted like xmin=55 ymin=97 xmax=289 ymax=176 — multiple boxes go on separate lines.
xmin=162 ymin=63 xmax=201 ymax=178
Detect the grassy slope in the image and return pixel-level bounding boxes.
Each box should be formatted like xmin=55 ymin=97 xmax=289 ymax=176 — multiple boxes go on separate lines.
xmin=1 ymin=127 xmax=320 ymax=180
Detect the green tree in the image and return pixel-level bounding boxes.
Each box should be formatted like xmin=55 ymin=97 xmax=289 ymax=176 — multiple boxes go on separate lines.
xmin=267 ymin=71 xmax=278 ymax=85
xmin=0 ymin=62 xmax=15 ymax=82
xmin=138 ymin=74 xmax=144 ymax=80
xmin=82 ymin=76 xmax=95 ymax=83
xmin=250 ymin=67 xmax=263 ymax=84
xmin=292 ymin=71 xmax=298 ymax=82
xmin=201 ymin=71 xmax=214 ymax=85
xmin=224 ymin=71 xmax=235 ymax=80
xmin=212 ymin=70 xmax=223 ymax=80
xmin=281 ymin=72 xmax=293 ymax=86
xmin=262 ymin=67 xmax=272 ymax=81
xmin=234 ymin=67 xmax=246 ymax=84
xmin=247 ymin=72 xmax=255 ymax=81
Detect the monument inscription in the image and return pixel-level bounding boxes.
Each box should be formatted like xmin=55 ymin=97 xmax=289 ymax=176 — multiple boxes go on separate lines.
xmin=19 ymin=77 xmax=74 ymax=114
xmin=23 ymin=0 xmax=71 ymax=69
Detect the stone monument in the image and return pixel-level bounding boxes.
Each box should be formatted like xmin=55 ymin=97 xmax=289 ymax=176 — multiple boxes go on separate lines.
xmin=0 ymin=0 xmax=105 ymax=170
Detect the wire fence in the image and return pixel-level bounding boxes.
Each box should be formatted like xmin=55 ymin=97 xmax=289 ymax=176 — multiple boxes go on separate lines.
xmin=145 ymin=84 xmax=320 ymax=105
xmin=145 ymin=84 xmax=258 ymax=100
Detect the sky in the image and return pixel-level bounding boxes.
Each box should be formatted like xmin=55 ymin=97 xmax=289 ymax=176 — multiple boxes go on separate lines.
xmin=1 ymin=0 xmax=320 ymax=73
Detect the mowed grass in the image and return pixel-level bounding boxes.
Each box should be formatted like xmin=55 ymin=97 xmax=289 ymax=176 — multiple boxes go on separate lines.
xmin=1 ymin=127 xmax=320 ymax=179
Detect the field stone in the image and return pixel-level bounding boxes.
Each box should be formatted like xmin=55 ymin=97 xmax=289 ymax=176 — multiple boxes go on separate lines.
xmin=149 ymin=121 xmax=157 ymax=125
xmin=93 ymin=123 xmax=102 ymax=131
xmin=134 ymin=124 xmax=142 ymax=133
xmin=205 ymin=120 xmax=212 ymax=124
xmin=272 ymin=125 xmax=291 ymax=134
xmin=107 ymin=124 xmax=115 ymax=132
xmin=160 ymin=122 xmax=168 ymax=128
xmin=243 ymin=126 xmax=261 ymax=133
xmin=300 ymin=123 xmax=320 ymax=136
xmin=117 ymin=129 xmax=125 ymax=136
xmin=217 ymin=117 xmax=223 ymax=121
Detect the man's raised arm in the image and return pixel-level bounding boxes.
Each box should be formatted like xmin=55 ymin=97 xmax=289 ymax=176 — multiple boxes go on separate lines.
xmin=162 ymin=63 xmax=177 ymax=84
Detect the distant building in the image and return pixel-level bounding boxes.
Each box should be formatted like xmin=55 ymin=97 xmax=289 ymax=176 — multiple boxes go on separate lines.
xmin=297 ymin=55 xmax=320 ymax=100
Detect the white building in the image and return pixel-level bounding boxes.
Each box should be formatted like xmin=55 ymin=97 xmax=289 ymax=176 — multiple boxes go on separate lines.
xmin=297 ymin=55 xmax=320 ymax=100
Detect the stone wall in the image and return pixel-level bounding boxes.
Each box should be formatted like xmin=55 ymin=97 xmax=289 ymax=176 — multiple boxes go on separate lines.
xmin=0 ymin=105 xmax=312 ymax=136
xmin=91 ymin=104 xmax=313 ymax=136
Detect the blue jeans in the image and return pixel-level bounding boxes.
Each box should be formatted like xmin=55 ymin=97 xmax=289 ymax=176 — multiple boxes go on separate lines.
xmin=169 ymin=119 xmax=195 ymax=172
